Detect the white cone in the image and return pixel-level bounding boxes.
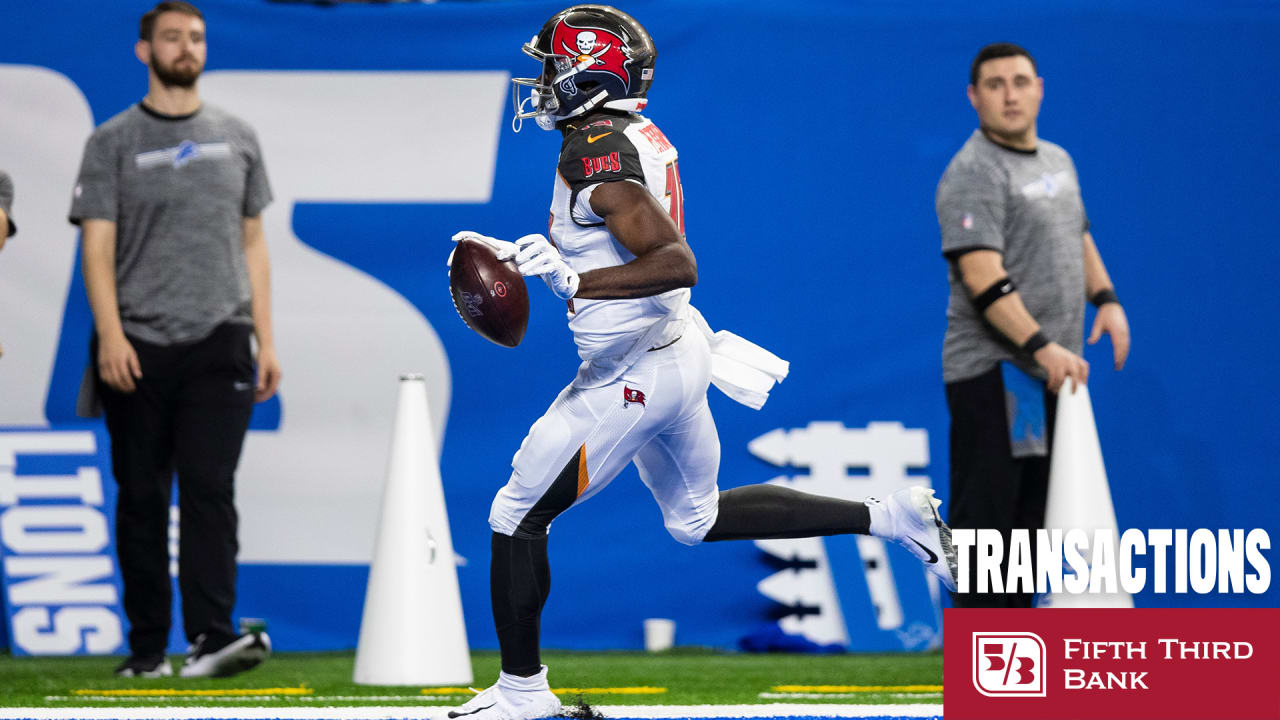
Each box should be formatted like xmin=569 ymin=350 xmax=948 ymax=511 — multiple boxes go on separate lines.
xmin=1040 ymin=382 xmax=1133 ymax=608
xmin=354 ymin=374 xmax=473 ymax=685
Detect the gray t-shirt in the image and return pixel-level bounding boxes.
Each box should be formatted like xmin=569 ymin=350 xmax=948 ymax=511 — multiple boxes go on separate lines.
xmin=936 ymin=130 xmax=1088 ymax=383
xmin=69 ymin=103 xmax=272 ymax=345
xmin=1 ymin=170 xmax=15 ymax=237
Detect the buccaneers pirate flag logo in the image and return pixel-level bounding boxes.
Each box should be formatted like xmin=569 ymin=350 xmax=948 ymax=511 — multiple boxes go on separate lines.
xmin=623 ymin=386 xmax=646 ymax=407
xmin=552 ymin=20 xmax=633 ymax=89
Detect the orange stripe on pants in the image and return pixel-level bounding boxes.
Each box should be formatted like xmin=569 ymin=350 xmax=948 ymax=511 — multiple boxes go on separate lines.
xmin=576 ymin=444 xmax=589 ymax=497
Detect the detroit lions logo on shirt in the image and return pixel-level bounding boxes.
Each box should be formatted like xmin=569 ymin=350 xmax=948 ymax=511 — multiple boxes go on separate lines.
xmin=135 ymin=140 xmax=232 ymax=170
xmin=1020 ymin=170 xmax=1074 ymax=200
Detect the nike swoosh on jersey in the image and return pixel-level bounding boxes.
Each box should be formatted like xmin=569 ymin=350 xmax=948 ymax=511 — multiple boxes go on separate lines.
xmin=587 ymin=132 xmax=612 ymax=143
xmin=909 ymin=537 xmax=939 ymax=564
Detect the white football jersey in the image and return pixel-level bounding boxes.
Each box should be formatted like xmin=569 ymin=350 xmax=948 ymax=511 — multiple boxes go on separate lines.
xmin=548 ymin=113 xmax=689 ymax=378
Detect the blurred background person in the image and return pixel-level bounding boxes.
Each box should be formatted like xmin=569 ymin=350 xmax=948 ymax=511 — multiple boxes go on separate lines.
xmin=68 ymin=1 xmax=280 ymax=677
xmin=935 ymin=42 xmax=1131 ymax=608
xmin=0 ymin=168 xmax=15 ymax=253
xmin=0 ymin=168 xmax=14 ymax=359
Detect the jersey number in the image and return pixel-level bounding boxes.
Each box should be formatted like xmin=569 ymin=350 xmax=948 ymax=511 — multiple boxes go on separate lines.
xmin=664 ymin=159 xmax=685 ymax=234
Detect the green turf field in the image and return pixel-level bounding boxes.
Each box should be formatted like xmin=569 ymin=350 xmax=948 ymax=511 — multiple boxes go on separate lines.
xmin=0 ymin=649 xmax=943 ymax=709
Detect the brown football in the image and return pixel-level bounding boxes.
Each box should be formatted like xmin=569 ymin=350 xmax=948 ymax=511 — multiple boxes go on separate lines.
xmin=449 ymin=238 xmax=529 ymax=348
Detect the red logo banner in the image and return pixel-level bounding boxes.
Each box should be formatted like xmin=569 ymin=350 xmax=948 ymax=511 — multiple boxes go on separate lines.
xmin=552 ymin=20 xmax=631 ymax=88
xmin=944 ymin=608 xmax=1280 ymax=719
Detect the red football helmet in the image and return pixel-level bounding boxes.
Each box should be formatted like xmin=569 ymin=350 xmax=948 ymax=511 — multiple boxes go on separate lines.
xmin=512 ymin=5 xmax=657 ymax=131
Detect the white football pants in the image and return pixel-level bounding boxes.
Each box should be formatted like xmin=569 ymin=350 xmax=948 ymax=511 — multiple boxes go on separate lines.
xmin=489 ymin=329 xmax=721 ymax=545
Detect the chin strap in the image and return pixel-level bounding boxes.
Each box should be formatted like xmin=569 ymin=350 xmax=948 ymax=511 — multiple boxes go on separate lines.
xmin=512 ymin=95 xmax=535 ymax=132
xmin=521 ymin=91 xmax=644 ymax=133
xmin=511 ymin=62 xmax=650 ymax=132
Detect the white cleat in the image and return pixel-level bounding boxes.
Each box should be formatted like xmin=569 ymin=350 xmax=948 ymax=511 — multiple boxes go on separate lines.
xmin=871 ymin=487 xmax=959 ymax=592
xmin=113 ymin=655 xmax=172 ymax=678
xmin=447 ymin=666 xmax=562 ymax=720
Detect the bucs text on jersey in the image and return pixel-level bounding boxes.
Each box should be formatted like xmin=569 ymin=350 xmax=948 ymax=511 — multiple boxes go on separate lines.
xmin=549 ymin=113 xmax=689 ymax=386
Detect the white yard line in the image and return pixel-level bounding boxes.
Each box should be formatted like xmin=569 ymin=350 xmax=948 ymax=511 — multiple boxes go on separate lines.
xmin=1 ymin=704 xmax=944 ymax=719
xmin=596 ymin=707 xmax=941 ymax=718
xmin=758 ymin=693 xmax=942 ymax=700
xmin=43 ymin=697 xmax=448 ymax=703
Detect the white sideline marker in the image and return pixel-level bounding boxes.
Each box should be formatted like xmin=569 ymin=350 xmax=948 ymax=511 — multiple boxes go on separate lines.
xmin=1039 ymin=382 xmax=1133 ymax=608
xmin=353 ymin=374 xmax=473 ymax=686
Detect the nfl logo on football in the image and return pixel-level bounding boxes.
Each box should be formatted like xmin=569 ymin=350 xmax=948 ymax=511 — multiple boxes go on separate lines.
xmin=973 ymin=632 xmax=1047 ymax=698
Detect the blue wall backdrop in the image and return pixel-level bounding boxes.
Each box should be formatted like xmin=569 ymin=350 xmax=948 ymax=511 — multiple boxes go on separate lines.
xmin=1 ymin=0 xmax=1277 ymax=656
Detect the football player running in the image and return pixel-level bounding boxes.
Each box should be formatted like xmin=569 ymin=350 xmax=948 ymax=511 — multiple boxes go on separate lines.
xmin=449 ymin=6 xmax=958 ymax=719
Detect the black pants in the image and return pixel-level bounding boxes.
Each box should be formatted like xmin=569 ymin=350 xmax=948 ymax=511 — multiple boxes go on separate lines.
xmin=96 ymin=323 xmax=255 ymax=656
xmin=945 ymin=364 xmax=1058 ymax=608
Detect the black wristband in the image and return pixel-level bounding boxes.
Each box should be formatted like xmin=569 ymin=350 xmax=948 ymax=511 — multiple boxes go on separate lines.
xmin=1021 ymin=330 xmax=1050 ymax=355
xmin=1090 ymin=288 xmax=1120 ymax=307
xmin=972 ymin=276 xmax=1017 ymax=313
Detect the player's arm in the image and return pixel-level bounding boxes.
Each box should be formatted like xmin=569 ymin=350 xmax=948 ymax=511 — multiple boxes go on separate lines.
xmin=512 ymin=128 xmax=695 ymax=301
xmin=510 ymin=181 xmax=696 ymax=300
xmin=81 ymin=218 xmax=142 ymax=393
xmin=242 ymin=214 xmax=281 ymax=402
xmin=1082 ymin=230 xmax=1130 ymax=370
xmin=573 ymin=179 xmax=696 ymax=300
xmin=955 ymin=249 xmax=1088 ymax=393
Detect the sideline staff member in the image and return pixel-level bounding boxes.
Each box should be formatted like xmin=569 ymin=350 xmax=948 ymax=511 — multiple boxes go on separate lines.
xmin=70 ymin=1 xmax=280 ymax=677
xmin=1 ymin=169 xmax=14 ymax=359
xmin=936 ymin=43 xmax=1130 ymax=607
xmin=0 ymin=169 xmax=15 ymax=252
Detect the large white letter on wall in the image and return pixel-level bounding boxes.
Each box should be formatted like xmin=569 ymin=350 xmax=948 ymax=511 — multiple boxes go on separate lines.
xmin=0 ymin=66 xmax=94 ymax=424
xmin=200 ymin=72 xmax=509 ymax=563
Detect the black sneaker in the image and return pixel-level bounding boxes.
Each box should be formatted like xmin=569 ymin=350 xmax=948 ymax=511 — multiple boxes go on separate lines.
xmin=179 ymin=631 xmax=271 ymax=678
xmin=114 ymin=654 xmax=172 ymax=678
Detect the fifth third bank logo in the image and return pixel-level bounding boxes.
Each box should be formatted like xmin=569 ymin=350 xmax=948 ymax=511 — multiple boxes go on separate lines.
xmin=973 ymin=632 xmax=1046 ymax=697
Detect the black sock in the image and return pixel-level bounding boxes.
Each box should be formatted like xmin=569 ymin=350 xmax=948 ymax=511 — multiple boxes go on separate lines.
xmin=490 ymin=532 xmax=550 ymax=677
xmin=703 ymin=484 xmax=871 ymax=542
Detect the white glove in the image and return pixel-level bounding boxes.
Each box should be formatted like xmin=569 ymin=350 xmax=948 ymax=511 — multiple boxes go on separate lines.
xmin=514 ymin=233 xmax=580 ymax=300
xmin=448 ymin=230 xmax=517 ymax=273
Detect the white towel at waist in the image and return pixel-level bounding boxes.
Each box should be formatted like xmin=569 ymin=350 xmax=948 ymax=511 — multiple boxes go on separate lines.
xmin=572 ymin=303 xmax=788 ymax=410
xmin=689 ymin=306 xmax=789 ymax=410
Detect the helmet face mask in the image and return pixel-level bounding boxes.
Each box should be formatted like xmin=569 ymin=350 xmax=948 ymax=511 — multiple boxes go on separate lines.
xmin=510 ymin=5 xmax=656 ymax=132
xmin=511 ymin=73 xmax=560 ymax=132
xmin=512 ymin=45 xmax=573 ymax=131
